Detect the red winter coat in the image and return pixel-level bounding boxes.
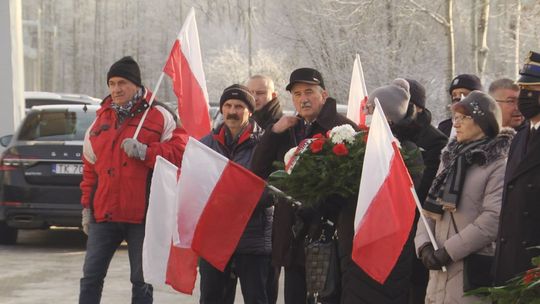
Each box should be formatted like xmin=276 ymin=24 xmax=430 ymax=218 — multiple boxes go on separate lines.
xmin=80 ymin=89 xmax=187 ymax=223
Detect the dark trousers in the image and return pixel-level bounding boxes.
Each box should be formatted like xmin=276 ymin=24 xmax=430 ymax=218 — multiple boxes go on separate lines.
xmin=79 ymin=222 xmax=153 ymax=304
xmin=200 ymin=254 xmax=270 ymax=304
xmin=266 ymin=265 xmax=281 ymax=304
xmin=284 ymin=265 xmax=306 ymax=304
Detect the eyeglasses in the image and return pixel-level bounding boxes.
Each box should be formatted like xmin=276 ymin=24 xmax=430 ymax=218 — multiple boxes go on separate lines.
xmin=452 ymin=114 xmax=473 ymax=124
xmin=495 ymin=98 xmax=518 ymax=106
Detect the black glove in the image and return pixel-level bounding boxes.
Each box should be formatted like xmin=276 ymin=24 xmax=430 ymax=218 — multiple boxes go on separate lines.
xmin=420 ymin=243 xmax=452 ymax=270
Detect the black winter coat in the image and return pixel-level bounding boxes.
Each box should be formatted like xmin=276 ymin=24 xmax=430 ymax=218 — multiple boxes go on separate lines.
xmin=493 ymin=123 xmax=540 ymax=285
xmin=200 ymin=121 xmax=273 ymax=255
xmin=251 ymin=98 xmax=358 ymax=267
xmin=252 ymin=97 xmax=283 ymax=130
xmin=408 ymin=109 xmax=448 ymax=204
xmin=437 ymin=118 xmax=452 ymax=138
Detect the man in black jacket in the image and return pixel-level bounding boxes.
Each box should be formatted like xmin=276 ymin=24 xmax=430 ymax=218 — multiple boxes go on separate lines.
xmin=247 ymin=75 xmax=284 ymax=130
xmin=404 ymin=79 xmax=448 ymax=304
xmin=246 ymin=75 xmax=283 ymax=304
xmin=437 ymin=74 xmax=483 ymax=137
xmin=252 ymin=68 xmax=357 ymax=304
xmin=493 ymin=51 xmax=540 ymax=286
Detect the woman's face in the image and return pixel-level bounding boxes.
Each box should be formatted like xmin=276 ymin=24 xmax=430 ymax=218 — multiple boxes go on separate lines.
xmin=453 ymin=113 xmax=486 ymax=143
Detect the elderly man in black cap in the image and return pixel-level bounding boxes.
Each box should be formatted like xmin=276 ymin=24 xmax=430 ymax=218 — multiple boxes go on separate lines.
xmin=438 ymin=74 xmax=483 ymax=137
xmin=252 ymin=68 xmax=357 ymax=304
xmin=79 ymin=56 xmax=187 ymax=303
xmin=199 ymin=84 xmax=273 ymax=304
xmin=493 ymin=51 xmax=540 ymax=286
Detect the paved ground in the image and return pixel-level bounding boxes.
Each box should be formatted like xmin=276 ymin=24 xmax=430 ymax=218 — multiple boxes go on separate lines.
xmin=0 ymin=228 xmax=284 ymax=303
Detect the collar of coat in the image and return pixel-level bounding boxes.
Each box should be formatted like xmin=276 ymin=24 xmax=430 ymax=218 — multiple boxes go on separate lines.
xmin=212 ymin=119 xmax=263 ymax=147
xmin=307 ymin=97 xmax=340 ymax=130
xmin=98 ymin=87 xmax=152 ymax=116
xmin=441 ymin=127 xmax=515 ymax=167
xmin=252 ymin=97 xmax=283 ymax=126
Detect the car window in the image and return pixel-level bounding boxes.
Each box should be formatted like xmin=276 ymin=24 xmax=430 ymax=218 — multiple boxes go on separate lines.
xmin=17 ymin=109 xmax=95 ymax=141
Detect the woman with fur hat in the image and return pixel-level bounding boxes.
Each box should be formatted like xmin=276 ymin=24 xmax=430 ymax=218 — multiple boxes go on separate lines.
xmin=415 ymin=91 xmax=515 ymax=303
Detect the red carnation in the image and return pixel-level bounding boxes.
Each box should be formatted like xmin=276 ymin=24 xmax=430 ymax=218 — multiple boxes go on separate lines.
xmin=358 ymin=124 xmax=369 ymax=131
xmin=523 ymin=268 xmax=540 ymax=284
xmin=310 ymin=139 xmax=325 ymax=153
xmin=362 ymin=133 xmax=369 ymax=143
xmin=312 ymin=133 xmax=325 ymax=139
xmin=332 ymin=143 xmax=349 ymax=156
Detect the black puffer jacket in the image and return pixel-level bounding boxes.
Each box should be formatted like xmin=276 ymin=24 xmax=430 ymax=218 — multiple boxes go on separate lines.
xmin=200 ymin=121 xmax=272 ymax=255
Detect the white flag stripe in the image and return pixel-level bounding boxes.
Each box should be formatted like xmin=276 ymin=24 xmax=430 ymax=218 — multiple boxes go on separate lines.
xmin=346 ymin=53 xmax=368 ymax=124
xmin=354 ymin=97 xmax=396 ymax=231
xmin=177 ymin=8 xmax=209 ymax=104
xmin=143 ymin=156 xmax=179 ymax=285
xmin=175 ymin=137 xmax=228 ymax=247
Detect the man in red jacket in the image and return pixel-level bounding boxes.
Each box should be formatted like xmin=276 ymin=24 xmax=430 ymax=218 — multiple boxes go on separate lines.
xmin=78 ymin=56 xmax=187 ymax=304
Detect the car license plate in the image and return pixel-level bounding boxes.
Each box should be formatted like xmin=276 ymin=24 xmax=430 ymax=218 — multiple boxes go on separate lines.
xmin=52 ymin=164 xmax=83 ymax=175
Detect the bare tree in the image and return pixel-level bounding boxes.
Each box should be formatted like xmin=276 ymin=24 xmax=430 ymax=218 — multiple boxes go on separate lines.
xmin=477 ymin=0 xmax=490 ymax=79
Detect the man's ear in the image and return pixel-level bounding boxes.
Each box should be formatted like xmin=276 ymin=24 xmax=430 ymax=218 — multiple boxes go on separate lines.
xmin=322 ymin=90 xmax=329 ymax=102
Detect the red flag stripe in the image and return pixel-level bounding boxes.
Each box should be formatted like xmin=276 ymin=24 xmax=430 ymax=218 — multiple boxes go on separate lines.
xmin=352 ymin=143 xmax=416 ymax=283
xmin=190 ymin=160 xmax=266 ymax=271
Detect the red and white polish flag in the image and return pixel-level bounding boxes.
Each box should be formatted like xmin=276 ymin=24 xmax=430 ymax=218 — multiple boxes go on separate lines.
xmin=163 ymin=7 xmax=211 ymax=139
xmin=175 ymin=138 xmax=266 ymax=271
xmin=143 ymin=156 xmax=198 ymax=294
xmin=346 ymin=53 xmax=369 ymax=127
xmin=352 ymin=97 xmax=417 ymax=284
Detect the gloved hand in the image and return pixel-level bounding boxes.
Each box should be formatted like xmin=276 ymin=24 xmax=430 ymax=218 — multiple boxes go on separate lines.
xmin=81 ymin=208 xmax=92 ymax=235
xmin=420 ymin=243 xmax=452 ymax=270
xmin=121 ymin=138 xmax=147 ymax=160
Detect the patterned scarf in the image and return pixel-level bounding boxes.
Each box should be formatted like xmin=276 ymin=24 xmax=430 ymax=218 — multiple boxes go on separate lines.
xmin=111 ymin=88 xmax=144 ymax=125
xmin=423 ymin=138 xmax=489 ymax=219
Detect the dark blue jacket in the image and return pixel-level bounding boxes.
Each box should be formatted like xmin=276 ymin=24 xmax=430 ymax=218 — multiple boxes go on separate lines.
xmin=200 ymin=120 xmax=272 ymax=255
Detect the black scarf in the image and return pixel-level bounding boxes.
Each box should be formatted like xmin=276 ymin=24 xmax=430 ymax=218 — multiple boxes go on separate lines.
xmin=423 ymin=138 xmax=489 ymax=219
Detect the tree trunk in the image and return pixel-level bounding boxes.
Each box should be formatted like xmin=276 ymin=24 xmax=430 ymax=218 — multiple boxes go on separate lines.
xmin=477 ymin=0 xmax=490 ymax=79
xmin=447 ymin=0 xmax=455 ymax=83
xmin=513 ymin=0 xmax=522 ymax=79
xmin=472 ymin=0 xmax=478 ymax=74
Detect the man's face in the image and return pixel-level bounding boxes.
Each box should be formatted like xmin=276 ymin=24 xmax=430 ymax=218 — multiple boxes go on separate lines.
xmin=519 ymin=84 xmax=540 ymax=122
xmin=221 ymin=99 xmax=251 ymax=130
xmin=491 ymin=88 xmax=523 ymax=128
xmin=247 ymin=78 xmax=275 ymax=111
xmin=290 ymin=83 xmax=328 ymax=122
xmin=108 ymin=77 xmax=139 ymax=105
xmin=451 ymin=88 xmax=472 ymax=103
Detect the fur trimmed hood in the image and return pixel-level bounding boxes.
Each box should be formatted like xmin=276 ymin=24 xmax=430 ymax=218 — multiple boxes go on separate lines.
xmin=441 ymin=127 xmax=515 ymax=167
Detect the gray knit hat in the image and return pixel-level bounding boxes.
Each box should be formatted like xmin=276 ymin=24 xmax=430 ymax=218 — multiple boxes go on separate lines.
xmin=368 ymin=78 xmax=411 ymax=124
xmin=452 ymin=90 xmax=502 ymax=138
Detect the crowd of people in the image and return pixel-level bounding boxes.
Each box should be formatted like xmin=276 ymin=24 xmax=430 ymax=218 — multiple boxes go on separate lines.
xmin=77 ymin=51 xmax=540 ymax=304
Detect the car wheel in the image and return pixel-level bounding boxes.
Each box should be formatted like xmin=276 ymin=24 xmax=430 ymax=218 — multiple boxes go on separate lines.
xmin=0 ymin=221 xmax=18 ymax=245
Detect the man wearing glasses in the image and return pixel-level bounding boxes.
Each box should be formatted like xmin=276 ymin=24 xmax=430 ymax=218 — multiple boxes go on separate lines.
xmin=489 ymin=78 xmax=524 ymax=129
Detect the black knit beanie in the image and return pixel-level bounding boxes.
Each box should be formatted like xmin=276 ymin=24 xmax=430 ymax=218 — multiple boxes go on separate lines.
xmin=219 ymin=84 xmax=256 ymax=113
xmin=107 ymin=56 xmax=142 ymax=87
xmin=448 ymin=74 xmax=482 ymax=96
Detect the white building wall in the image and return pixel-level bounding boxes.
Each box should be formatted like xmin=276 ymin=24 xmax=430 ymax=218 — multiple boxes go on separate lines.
xmin=0 ymin=0 xmax=25 ymax=137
